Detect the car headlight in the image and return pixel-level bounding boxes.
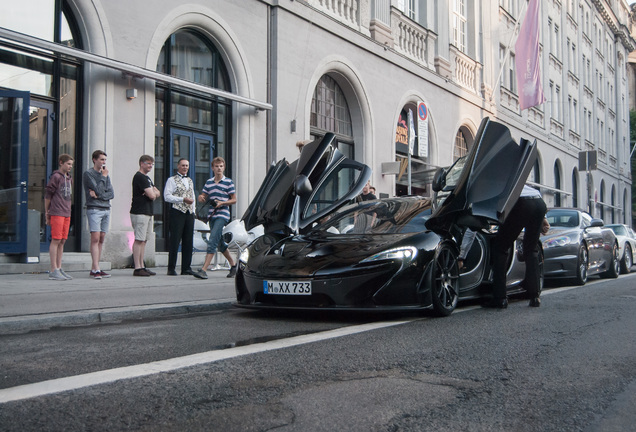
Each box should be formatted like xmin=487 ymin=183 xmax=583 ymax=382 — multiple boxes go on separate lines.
xmin=361 ymin=246 xmax=418 ymax=264
xmin=542 ymin=236 xmax=571 ymax=248
xmin=239 ymin=248 xmax=250 ymax=264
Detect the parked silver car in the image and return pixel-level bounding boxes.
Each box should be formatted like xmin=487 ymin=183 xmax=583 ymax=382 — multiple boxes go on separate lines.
xmin=605 ymin=224 xmax=636 ymax=274
xmin=542 ymin=208 xmax=619 ymax=285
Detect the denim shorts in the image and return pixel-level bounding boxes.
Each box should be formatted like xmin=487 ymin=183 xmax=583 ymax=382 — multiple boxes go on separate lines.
xmin=207 ymin=217 xmax=229 ymax=254
xmin=87 ymin=208 xmax=110 ymax=233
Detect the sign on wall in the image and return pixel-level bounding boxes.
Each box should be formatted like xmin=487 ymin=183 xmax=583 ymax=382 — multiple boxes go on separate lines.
xmin=417 ymin=101 xmax=428 ymax=158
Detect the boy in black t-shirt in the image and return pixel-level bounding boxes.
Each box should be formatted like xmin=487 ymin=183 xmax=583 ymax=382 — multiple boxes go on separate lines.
xmin=130 ymin=155 xmax=160 ymax=276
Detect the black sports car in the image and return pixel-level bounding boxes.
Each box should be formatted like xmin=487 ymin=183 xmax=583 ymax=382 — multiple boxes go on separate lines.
xmin=235 ymin=118 xmax=540 ymax=316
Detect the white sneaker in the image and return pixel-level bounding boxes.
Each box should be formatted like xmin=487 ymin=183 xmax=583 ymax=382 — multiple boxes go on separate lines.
xmin=59 ymin=269 xmax=73 ymax=280
xmin=49 ymin=269 xmax=67 ymax=281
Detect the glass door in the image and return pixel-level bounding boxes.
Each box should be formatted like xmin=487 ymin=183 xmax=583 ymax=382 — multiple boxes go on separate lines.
xmin=28 ymin=100 xmax=54 ymax=251
xmin=0 ymin=90 xmax=30 ymax=253
xmin=156 ymin=128 xmax=214 ymax=250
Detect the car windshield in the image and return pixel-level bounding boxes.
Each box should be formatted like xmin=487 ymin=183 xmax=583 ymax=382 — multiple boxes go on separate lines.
xmin=311 ymin=198 xmax=432 ymax=235
xmin=608 ymin=225 xmax=627 ymax=236
xmin=546 ymin=209 xmax=579 ymax=227
xmin=443 ymin=157 xmax=466 ymax=191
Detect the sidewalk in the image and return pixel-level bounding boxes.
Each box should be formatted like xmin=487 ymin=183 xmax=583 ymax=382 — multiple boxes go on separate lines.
xmin=0 ymin=267 xmax=236 ymax=335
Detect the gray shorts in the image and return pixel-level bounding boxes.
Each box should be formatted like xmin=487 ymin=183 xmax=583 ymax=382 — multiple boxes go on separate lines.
xmin=130 ymin=214 xmax=153 ymax=242
xmin=87 ymin=208 xmax=110 ymax=233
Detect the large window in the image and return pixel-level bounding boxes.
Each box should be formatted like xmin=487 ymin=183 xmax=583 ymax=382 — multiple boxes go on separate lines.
xmin=452 ymin=0 xmax=467 ymax=53
xmin=155 ymin=29 xmax=232 ymax=250
xmin=397 ymin=0 xmax=416 ymax=20
xmin=0 ymin=1 xmax=82 ymax=251
xmin=572 ymin=169 xmax=579 ymax=209
xmin=499 ymin=45 xmax=516 ymax=93
xmin=310 ymin=75 xmax=354 ymax=158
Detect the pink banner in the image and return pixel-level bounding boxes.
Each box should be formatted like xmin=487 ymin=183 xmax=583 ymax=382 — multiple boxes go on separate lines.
xmin=515 ymin=0 xmax=545 ymax=110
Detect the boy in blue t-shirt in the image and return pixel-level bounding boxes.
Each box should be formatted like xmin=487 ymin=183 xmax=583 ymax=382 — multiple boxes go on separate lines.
xmin=197 ymin=157 xmax=237 ymax=278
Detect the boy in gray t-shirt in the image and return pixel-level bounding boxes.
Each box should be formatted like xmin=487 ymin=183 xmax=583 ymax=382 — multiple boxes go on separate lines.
xmin=83 ymin=150 xmax=114 ymax=279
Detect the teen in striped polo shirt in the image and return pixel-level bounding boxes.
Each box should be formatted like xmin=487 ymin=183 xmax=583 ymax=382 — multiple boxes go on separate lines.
xmin=197 ymin=157 xmax=237 ymax=278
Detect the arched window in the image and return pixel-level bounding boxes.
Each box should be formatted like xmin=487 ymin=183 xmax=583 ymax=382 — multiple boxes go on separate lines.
xmin=610 ymin=185 xmax=616 ymax=224
xmin=155 ymin=29 xmax=232 ymax=250
xmin=454 ymin=129 xmax=468 ymax=161
xmin=572 ymin=169 xmax=579 ymax=209
xmin=0 ymin=1 xmax=82 ymax=250
xmin=394 ymin=103 xmax=430 ymax=196
xmin=531 ymin=159 xmax=541 ymax=184
xmin=599 ymin=180 xmax=605 ymax=221
xmin=554 ymin=161 xmax=562 ymax=207
xmin=310 ymin=74 xmax=354 ymax=158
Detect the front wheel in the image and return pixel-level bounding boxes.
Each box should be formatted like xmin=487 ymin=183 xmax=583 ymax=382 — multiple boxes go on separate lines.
xmin=620 ymin=244 xmax=632 ymax=274
xmin=430 ymin=243 xmax=460 ymax=317
xmin=574 ymin=244 xmax=588 ymax=286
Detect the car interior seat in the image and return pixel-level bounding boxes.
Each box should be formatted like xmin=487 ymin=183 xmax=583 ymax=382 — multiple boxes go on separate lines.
xmin=567 ymin=215 xmax=578 ymax=227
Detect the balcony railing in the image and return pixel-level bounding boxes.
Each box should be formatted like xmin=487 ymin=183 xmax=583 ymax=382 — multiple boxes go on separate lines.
xmin=309 ymin=0 xmax=360 ymax=29
xmin=391 ymin=9 xmax=431 ymax=67
xmin=450 ymin=46 xmax=481 ymax=94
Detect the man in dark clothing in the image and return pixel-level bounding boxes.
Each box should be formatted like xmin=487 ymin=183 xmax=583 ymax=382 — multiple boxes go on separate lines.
xmin=130 ymin=155 xmax=160 ymax=276
xmin=484 ymin=185 xmax=549 ymax=309
xmin=164 ymin=158 xmax=205 ymax=278
xmin=356 ymin=181 xmax=376 ymax=202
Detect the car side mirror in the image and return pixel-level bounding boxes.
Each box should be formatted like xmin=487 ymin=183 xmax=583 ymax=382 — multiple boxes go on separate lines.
xmin=589 ymin=218 xmax=604 ymax=228
xmin=431 ymin=168 xmax=446 ymax=192
xmin=294 ymin=174 xmax=312 ymax=197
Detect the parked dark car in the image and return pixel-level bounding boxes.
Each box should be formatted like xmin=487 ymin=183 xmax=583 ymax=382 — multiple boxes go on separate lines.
xmin=235 ymin=118 xmax=540 ymax=316
xmin=542 ymin=208 xmax=619 ymax=285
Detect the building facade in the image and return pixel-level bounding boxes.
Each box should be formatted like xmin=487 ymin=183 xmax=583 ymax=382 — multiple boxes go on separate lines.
xmin=0 ymin=0 xmax=633 ymax=267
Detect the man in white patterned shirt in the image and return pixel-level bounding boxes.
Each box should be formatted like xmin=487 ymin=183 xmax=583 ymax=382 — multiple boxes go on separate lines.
xmin=164 ymin=158 xmax=205 ymax=278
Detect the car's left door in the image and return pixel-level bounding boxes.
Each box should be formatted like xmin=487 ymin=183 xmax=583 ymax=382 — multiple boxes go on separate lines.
xmin=426 ymin=117 xmax=538 ymax=234
xmin=242 ymin=133 xmax=371 ymax=234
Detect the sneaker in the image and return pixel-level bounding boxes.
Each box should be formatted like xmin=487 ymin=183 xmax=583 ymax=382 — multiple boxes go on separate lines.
xmin=89 ymin=270 xmax=102 ymax=280
xmin=133 ymin=268 xmax=152 ymax=277
xmin=98 ymin=270 xmax=111 ymax=278
xmin=227 ymin=265 xmax=237 ymax=278
xmin=193 ymin=269 xmax=208 ymax=279
xmin=48 ymin=269 xmax=67 ymax=281
xmin=144 ymin=268 xmax=156 ymax=276
xmin=59 ymin=269 xmax=73 ymax=280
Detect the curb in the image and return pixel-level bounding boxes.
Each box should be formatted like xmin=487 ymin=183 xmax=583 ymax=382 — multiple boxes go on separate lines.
xmin=0 ymin=299 xmax=235 ymax=335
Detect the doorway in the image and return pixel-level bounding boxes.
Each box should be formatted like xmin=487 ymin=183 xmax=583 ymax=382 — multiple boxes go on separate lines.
xmin=154 ymin=128 xmax=214 ymax=250
xmin=28 ymin=100 xmax=55 ymax=251
xmin=0 ymin=90 xmax=30 ymax=254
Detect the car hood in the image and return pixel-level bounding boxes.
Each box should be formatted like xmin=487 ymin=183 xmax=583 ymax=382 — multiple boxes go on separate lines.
xmin=426 ymin=117 xmax=538 ymax=233
xmin=242 ymin=133 xmax=372 ymax=235
xmin=245 ymin=231 xmax=436 ymax=278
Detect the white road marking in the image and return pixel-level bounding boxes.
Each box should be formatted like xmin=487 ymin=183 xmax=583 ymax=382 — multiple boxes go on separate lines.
xmin=0 ymin=319 xmax=414 ymax=404
xmin=0 ymin=276 xmax=630 ymax=404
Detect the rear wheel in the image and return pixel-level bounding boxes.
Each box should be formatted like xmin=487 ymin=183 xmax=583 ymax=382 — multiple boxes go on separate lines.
xmin=574 ymin=244 xmax=588 ymax=286
xmin=620 ymin=244 xmax=632 ymax=274
xmin=430 ymin=243 xmax=460 ymax=317
xmin=602 ymin=243 xmax=620 ymax=279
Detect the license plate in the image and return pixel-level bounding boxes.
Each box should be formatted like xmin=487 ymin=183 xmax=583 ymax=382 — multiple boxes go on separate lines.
xmin=263 ymin=280 xmax=312 ymax=295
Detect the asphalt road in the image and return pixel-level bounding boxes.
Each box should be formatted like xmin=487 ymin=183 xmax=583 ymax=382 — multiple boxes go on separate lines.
xmin=1 ymin=274 xmax=635 ymax=431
